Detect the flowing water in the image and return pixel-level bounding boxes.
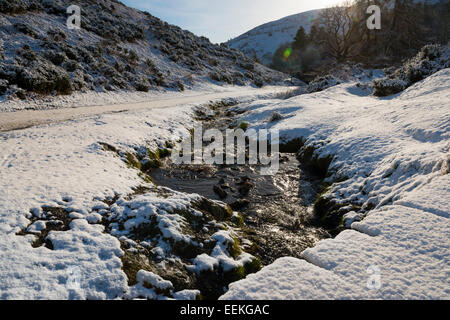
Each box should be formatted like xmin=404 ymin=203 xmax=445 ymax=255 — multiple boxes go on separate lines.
xmin=150 ymin=100 xmax=330 ymax=265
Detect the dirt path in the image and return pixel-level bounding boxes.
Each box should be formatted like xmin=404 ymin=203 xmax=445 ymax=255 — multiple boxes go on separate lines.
xmin=0 ymin=87 xmax=289 ymax=132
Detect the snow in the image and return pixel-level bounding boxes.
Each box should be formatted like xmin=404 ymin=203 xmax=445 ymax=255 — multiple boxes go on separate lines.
xmin=220 ymin=68 xmax=450 ymax=299
xmin=1 ymin=64 xmax=449 ymax=299
xmin=0 ymin=91 xmax=198 ymax=298
xmin=0 ymin=85 xmax=277 ymax=299
xmin=135 ymin=270 xmax=173 ymax=290
xmin=0 ymin=82 xmax=289 ymax=113
xmin=188 ymin=230 xmax=253 ymax=274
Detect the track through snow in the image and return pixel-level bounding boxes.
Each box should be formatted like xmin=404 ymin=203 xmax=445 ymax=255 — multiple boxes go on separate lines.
xmin=0 ymin=86 xmax=291 ymax=132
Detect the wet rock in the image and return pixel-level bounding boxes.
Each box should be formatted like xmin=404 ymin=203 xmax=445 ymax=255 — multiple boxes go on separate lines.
xmin=230 ymin=199 xmax=250 ymax=211
xmin=213 ymin=185 xmax=227 ymax=199
xmin=236 ymin=176 xmax=253 ymax=196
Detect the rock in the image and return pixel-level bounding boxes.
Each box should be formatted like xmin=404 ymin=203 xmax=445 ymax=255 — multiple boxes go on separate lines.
xmin=213 ymin=185 xmax=227 ymax=199
xmin=230 ymin=199 xmax=250 ymax=211
xmin=238 ymin=181 xmax=253 ymax=196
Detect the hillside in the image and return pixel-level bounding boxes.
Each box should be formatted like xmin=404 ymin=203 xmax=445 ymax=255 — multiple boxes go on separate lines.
xmin=0 ymin=0 xmax=288 ymax=102
xmin=227 ymin=0 xmax=448 ymax=67
xmin=226 ymin=9 xmax=321 ymax=65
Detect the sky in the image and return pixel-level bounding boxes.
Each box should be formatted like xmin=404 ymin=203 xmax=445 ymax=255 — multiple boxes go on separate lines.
xmin=121 ymin=0 xmax=341 ymax=43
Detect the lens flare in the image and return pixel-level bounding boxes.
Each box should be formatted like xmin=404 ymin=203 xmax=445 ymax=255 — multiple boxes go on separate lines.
xmin=283 ymin=47 xmax=292 ymax=61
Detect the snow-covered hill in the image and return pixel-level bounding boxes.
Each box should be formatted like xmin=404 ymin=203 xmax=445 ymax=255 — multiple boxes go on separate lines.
xmin=226 ymin=0 xmax=447 ymax=66
xmin=0 ymin=0 xmax=288 ymax=103
xmin=226 ymin=9 xmax=321 ymax=65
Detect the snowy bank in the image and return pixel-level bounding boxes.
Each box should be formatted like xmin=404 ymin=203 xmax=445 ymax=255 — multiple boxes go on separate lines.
xmin=220 ymin=69 xmax=450 ymax=299
xmin=0 ymin=86 xmax=281 ymax=299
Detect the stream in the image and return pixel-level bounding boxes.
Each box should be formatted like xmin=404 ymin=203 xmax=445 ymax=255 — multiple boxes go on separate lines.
xmin=151 ymin=100 xmax=330 ymax=266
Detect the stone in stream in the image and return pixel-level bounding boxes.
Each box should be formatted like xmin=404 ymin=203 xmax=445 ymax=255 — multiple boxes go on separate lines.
xmin=230 ymin=199 xmax=250 ymax=211
xmin=213 ymin=185 xmax=227 ymax=199
xmin=237 ymin=176 xmax=254 ymax=196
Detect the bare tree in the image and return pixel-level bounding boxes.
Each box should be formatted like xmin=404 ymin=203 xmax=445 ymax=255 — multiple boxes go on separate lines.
xmin=312 ymin=1 xmax=364 ymax=61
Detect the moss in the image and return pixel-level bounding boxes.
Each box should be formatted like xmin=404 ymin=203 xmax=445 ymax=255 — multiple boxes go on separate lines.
xmin=227 ymin=237 xmax=242 ymax=259
xmin=141 ymin=159 xmax=161 ymax=171
xmin=157 ymin=148 xmax=171 ymax=159
xmin=243 ymin=257 xmax=262 ymax=275
xmin=138 ymin=172 xmax=154 ymax=184
xmin=141 ymin=149 xmax=162 ymax=171
xmin=313 ymin=194 xmax=347 ymax=236
xmin=193 ymin=198 xmax=233 ymax=221
xmin=237 ymin=121 xmax=249 ymax=131
xmin=279 ymin=138 xmax=304 ymax=153
xmin=223 ymin=266 xmax=246 ymax=283
xmin=170 ymin=240 xmax=203 ymax=259
xmin=164 ymin=141 xmax=174 ymax=149
xmin=231 ymin=212 xmax=244 ymax=227
xmin=195 ymin=293 xmax=204 ymax=300
xmin=125 ymin=152 xmax=141 ymax=170
xmin=297 ymin=146 xmax=333 ymax=178
xmin=98 ymin=142 xmax=118 ymax=153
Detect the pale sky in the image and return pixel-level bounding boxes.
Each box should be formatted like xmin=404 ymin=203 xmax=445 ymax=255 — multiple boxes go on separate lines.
xmin=121 ymin=0 xmax=341 ymax=43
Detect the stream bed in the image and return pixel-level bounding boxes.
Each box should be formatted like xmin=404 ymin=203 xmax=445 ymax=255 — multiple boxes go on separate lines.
xmin=150 ymin=100 xmax=330 ymax=266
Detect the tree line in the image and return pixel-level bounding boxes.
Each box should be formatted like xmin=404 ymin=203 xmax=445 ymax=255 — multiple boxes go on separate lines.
xmin=270 ymin=0 xmax=449 ymax=80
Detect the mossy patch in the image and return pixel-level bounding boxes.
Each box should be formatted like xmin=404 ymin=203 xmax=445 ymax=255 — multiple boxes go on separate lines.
xmin=243 ymin=257 xmax=262 ymax=274
xmin=297 ymin=145 xmax=333 ymax=178
xmin=193 ymin=198 xmax=233 ymax=222
xmin=279 ymin=138 xmax=305 ymax=153
xmin=237 ymin=121 xmax=250 ymax=131
xmin=125 ymin=152 xmax=141 ymax=170
xmin=98 ymin=142 xmax=119 ymax=153
xmin=227 ymin=237 xmax=242 ymax=259
xmin=231 ymin=212 xmax=244 ymax=227
xmin=223 ymin=265 xmax=246 ymax=283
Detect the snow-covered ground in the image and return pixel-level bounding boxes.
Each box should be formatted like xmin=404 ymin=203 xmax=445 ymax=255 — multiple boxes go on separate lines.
xmin=0 ymin=85 xmax=294 ymax=132
xmin=0 ymin=82 xmax=295 ymax=113
xmin=0 ymin=67 xmax=448 ymax=299
xmin=220 ymin=69 xmax=450 ymax=299
xmin=0 ymin=85 xmax=287 ymax=299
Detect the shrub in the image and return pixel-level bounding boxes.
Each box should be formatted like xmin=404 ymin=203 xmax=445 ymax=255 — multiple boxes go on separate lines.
xmin=0 ymin=79 xmax=8 ymax=94
xmin=45 ymin=51 xmax=67 ymax=66
xmin=306 ymin=75 xmax=341 ymax=93
xmin=373 ymin=44 xmax=450 ymax=97
xmin=176 ymin=80 xmax=185 ymax=91
xmin=14 ymin=57 xmax=72 ymax=94
xmin=134 ymin=76 xmax=150 ymax=92
xmin=237 ymin=121 xmax=249 ymax=131
xmin=0 ymin=0 xmax=41 ymax=14
xmin=372 ymin=78 xmax=407 ymax=96
xmin=253 ymin=77 xmax=264 ymax=88
xmin=13 ymin=22 xmax=37 ymax=37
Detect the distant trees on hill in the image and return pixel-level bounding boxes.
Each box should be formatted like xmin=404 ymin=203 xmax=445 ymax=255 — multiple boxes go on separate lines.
xmin=270 ymin=0 xmax=449 ymax=81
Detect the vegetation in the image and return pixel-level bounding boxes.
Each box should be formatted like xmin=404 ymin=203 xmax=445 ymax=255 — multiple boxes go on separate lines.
xmin=270 ymin=0 xmax=449 ymax=81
